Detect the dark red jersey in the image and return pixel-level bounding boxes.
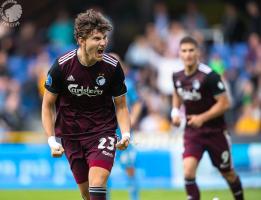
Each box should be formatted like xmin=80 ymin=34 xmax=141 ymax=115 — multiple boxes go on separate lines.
xmin=45 ymin=49 xmax=127 ymax=140
xmin=173 ymin=63 xmax=227 ymax=132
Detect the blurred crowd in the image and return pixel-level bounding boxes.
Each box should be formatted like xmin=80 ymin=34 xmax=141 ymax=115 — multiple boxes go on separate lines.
xmin=0 ymin=1 xmax=260 ymax=140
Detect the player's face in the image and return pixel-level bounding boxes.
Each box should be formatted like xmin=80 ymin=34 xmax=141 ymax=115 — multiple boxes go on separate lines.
xmin=81 ymin=29 xmax=108 ymax=62
xmin=179 ymin=43 xmax=199 ymax=67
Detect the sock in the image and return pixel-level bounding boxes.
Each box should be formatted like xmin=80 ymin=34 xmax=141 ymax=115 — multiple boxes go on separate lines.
xmin=185 ymin=178 xmax=200 ymax=200
xmin=89 ymin=187 xmax=106 ymax=200
xmin=227 ymin=176 xmax=244 ymax=200
xmin=128 ymin=175 xmax=139 ymax=200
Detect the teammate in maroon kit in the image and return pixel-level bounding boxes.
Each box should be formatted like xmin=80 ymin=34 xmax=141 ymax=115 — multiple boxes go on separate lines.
xmin=42 ymin=9 xmax=131 ymax=200
xmin=172 ymin=36 xmax=244 ymax=200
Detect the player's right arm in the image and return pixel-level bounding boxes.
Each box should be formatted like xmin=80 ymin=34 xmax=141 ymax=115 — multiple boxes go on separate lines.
xmin=41 ymin=59 xmax=64 ymax=157
xmin=171 ymin=88 xmax=183 ymax=127
xmin=171 ymin=73 xmax=183 ymax=127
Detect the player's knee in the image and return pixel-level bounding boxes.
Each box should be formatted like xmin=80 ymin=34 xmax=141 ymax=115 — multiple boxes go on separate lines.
xmin=184 ymin=171 xmax=196 ymax=179
xmin=89 ymin=176 xmax=107 ymax=187
xmin=221 ymin=170 xmax=237 ymax=183
xmin=183 ymin=165 xmax=196 ymax=179
xmin=183 ymin=157 xmax=198 ymax=179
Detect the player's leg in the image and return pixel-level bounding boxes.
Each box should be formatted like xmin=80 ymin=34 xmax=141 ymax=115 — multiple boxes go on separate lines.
xmin=207 ymin=131 xmax=244 ymax=200
xmin=78 ymin=181 xmax=90 ymax=200
xmin=62 ymin=139 xmax=90 ymax=199
xmin=183 ymin=157 xmax=200 ymax=200
xmin=86 ymin=134 xmax=117 ymax=200
xmin=221 ymin=169 xmax=244 ymax=200
xmin=183 ymin=132 xmax=204 ymax=200
xmin=89 ymin=166 xmax=110 ymax=200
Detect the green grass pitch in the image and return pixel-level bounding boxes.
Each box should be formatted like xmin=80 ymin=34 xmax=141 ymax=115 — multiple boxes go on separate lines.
xmin=0 ymin=189 xmax=260 ymax=200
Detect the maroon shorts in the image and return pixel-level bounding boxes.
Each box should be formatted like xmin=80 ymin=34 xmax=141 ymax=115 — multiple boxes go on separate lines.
xmin=62 ymin=133 xmax=117 ymax=184
xmin=183 ymin=129 xmax=232 ymax=172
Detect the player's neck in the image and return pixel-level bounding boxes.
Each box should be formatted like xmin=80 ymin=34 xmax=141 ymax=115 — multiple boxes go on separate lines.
xmin=77 ymin=48 xmax=96 ymax=67
xmin=184 ymin=63 xmax=198 ymax=76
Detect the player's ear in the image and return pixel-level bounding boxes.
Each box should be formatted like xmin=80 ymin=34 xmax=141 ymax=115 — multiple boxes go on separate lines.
xmin=77 ymin=37 xmax=85 ymax=46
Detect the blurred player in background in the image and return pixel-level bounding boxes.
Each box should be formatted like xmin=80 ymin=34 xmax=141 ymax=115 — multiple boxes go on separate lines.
xmin=109 ymin=53 xmax=142 ymax=200
xmin=42 ymin=9 xmax=131 ymax=200
xmin=171 ymin=36 xmax=244 ymax=200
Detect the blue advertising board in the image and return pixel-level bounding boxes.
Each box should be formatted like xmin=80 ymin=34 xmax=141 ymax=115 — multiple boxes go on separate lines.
xmin=0 ymin=143 xmax=261 ymax=189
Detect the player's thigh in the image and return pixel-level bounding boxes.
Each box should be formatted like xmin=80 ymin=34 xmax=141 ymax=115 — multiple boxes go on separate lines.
xmin=87 ymin=134 xmax=117 ymax=170
xmin=62 ymin=138 xmax=89 ymax=184
xmin=89 ymin=166 xmax=110 ymax=187
xmin=183 ymin=132 xmax=204 ymax=178
xmin=85 ymin=134 xmax=117 ymax=186
xmin=207 ymin=130 xmax=232 ymax=172
xmin=183 ymin=132 xmax=204 ymax=162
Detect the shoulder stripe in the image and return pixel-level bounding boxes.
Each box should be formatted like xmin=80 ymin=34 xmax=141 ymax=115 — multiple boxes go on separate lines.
xmin=103 ymin=57 xmax=117 ymax=67
xmin=58 ymin=49 xmax=77 ymax=62
xmin=103 ymin=57 xmax=118 ymax=66
xmin=198 ymin=63 xmax=212 ymax=74
xmin=103 ymin=54 xmax=118 ymax=64
xmin=59 ymin=49 xmax=76 ymax=60
xmin=58 ymin=53 xmax=76 ymax=65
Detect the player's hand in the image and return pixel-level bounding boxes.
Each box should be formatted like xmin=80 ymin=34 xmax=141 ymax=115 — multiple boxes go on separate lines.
xmin=187 ymin=115 xmax=204 ymax=128
xmin=116 ymin=133 xmax=130 ymax=150
xmin=172 ymin=116 xmax=181 ymax=127
xmin=48 ymin=136 xmax=64 ymax=158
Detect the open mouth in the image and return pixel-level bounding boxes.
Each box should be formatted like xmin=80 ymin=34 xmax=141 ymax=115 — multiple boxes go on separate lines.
xmin=97 ymin=49 xmax=104 ymax=56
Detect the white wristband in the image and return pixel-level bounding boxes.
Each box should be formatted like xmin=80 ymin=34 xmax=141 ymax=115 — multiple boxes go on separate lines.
xmin=48 ymin=136 xmax=61 ymax=149
xmin=122 ymin=132 xmax=130 ymax=140
xmin=171 ymin=107 xmax=180 ymax=118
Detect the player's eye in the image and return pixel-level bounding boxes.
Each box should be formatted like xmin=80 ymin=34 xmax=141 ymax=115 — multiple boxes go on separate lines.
xmin=93 ymin=36 xmax=101 ymax=41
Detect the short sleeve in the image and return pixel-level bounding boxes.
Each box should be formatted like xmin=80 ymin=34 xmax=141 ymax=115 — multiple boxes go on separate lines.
xmin=44 ymin=59 xmax=63 ymax=94
xmin=110 ymin=62 xmax=127 ymax=97
xmin=205 ymin=71 xmax=226 ymax=96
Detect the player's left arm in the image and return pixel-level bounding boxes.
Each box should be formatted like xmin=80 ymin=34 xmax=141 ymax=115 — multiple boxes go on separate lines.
xmin=111 ymin=61 xmax=131 ymax=150
xmin=198 ymin=91 xmax=230 ymax=123
xmin=188 ymin=72 xmax=231 ymax=127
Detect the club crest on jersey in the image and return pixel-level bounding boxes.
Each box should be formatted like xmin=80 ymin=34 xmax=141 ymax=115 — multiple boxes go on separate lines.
xmin=218 ymin=81 xmax=224 ymax=90
xmin=96 ymin=75 xmax=106 ymax=86
xmin=192 ymin=79 xmax=200 ymax=90
xmin=176 ymin=80 xmax=181 ymax=87
xmin=45 ymin=74 xmax=52 ymax=86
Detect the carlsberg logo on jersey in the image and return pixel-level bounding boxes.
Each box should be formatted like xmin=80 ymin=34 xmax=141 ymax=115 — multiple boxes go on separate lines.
xmin=177 ymin=88 xmax=202 ymax=101
xmin=68 ymin=84 xmax=103 ymax=97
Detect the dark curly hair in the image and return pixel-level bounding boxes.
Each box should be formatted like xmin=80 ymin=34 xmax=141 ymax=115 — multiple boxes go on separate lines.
xmin=74 ymin=9 xmax=112 ymax=41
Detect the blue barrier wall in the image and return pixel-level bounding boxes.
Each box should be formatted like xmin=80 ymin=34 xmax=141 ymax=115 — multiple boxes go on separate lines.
xmin=0 ymin=143 xmax=261 ymax=189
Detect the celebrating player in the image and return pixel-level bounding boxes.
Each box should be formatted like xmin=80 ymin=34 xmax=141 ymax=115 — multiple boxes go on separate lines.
xmin=42 ymin=9 xmax=131 ymax=200
xmin=172 ymin=36 xmax=244 ymax=200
